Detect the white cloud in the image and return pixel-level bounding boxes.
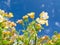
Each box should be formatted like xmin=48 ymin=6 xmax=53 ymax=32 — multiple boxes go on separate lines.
xmin=41 ymin=4 xmax=45 ymax=7
xmin=52 ymin=9 xmax=55 ymax=13
xmin=55 ymin=22 xmax=60 ymax=27
xmin=44 ymin=29 xmax=50 ymax=34
xmin=52 ymin=9 xmax=55 ymax=17
xmin=4 ymin=0 xmax=11 ymax=7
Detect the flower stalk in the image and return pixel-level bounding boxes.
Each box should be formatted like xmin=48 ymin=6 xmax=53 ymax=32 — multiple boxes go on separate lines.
xmin=0 ymin=9 xmax=51 ymax=45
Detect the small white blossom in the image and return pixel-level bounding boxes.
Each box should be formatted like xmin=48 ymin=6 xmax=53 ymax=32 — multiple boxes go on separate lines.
xmin=40 ymin=11 xmax=49 ymax=20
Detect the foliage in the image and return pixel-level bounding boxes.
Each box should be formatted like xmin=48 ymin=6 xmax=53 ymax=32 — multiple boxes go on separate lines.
xmin=0 ymin=9 xmax=60 ymax=45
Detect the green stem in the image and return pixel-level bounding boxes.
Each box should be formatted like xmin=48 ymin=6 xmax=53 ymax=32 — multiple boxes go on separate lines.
xmin=35 ymin=34 xmax=37 ymax=45
xmin=28 ymin=37 xmax=31 ymax=45
xmin=34 ymin=31 xmax=38 ymax=45
xmin=0 ymin=29 xmax=3 ymax=45
xmin=23 ymin=24 xmax=25 ymax=30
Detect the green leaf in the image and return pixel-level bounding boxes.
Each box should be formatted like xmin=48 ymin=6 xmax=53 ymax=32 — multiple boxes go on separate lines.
xmin=54 ymin=31 xmax=58 ymax=35
xmin=3 ymin=40 xmax=9 ymax=45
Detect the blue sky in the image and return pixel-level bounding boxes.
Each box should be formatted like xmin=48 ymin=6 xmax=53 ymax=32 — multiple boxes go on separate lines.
xmin=0 ymin=0 xmax=60 ymax=37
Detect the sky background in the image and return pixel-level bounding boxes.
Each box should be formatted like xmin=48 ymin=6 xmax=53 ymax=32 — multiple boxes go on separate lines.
xmin=0 ymin=0 xmax=60 ymax=37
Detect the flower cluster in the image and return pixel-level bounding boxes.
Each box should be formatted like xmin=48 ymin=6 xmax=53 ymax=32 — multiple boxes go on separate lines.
xmin=16 ymin=11 xmax=49 ymax=45
xmin=36 ymin=11 xmax=49 ymax=26
xmin=0 ymin=10 xmax=49 ymax=45
xmin=1 ymin=9 xmax=60 ymax=45
xmin=0 ymin=9 xmax=17 ymax=45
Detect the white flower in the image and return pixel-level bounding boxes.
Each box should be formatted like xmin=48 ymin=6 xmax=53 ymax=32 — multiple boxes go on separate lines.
xmin=36 ymin=18 xmax=45 ymax=24
xmin=0 ymin=9 xmax=5 ymax=14
xmin=40 ymin=11 xmax=49 ymax=20
xmin=27 ymin=12 xmax=35 ymax=19
xmin=36 ymin=18 xmax=40 ymax=22
xmin=0 ymin=15 xmax=4 ymax=22
xmin=45 ymin=20 xmax=48 ymax=26
xmin=36 ymin=18 xmax=48 ymax=26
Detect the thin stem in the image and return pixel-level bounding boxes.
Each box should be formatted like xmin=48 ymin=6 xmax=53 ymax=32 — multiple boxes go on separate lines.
xmin=0 ymin=27 xmax=3 ymax=45
xmin=23 ymin=24 xmax=25 ymax=30
xmin=35 ymin=34 xmax=37 ymax=45
xmin=34 ymin=30 xmax=38 ymax=45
